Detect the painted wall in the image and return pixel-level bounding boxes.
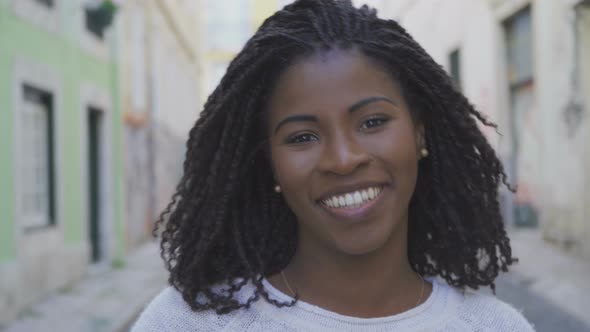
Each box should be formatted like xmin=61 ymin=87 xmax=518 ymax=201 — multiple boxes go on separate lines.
xmin=577 ymin=4 xmax=590 ymax=258
xmin=0 ymin=0 xmax=125 ymax=324
xmin=147 ymin=0 xmax=201 ymax=220
xmin=117 ymin=0 xmax=202 ymax=248
xmin=253 ymin=0 xmax=279 ymax=27
xmin=532 ymin=0 xmax=588 ymax=251
xmin=585 ymin=9 xmax=590 ymax=258
xmin=0 ymin=3 xmax=17 ymax=264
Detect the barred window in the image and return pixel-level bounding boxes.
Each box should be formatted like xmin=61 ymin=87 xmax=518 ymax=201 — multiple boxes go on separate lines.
xmin=20 ymin=86 xmax=56 ymax=229
xmin=449 ymin=48 xmax=462 ymax=92
xmin=34 ymin=0 xmax=54 ymax=8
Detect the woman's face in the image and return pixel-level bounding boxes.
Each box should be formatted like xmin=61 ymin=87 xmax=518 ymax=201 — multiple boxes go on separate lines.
xmin=268 ymin=50 xmax=423 ymax=256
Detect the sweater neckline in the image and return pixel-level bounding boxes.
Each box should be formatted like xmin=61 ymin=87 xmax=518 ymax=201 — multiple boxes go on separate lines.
xmin=259 ymin=276 xmax=445 ymax=326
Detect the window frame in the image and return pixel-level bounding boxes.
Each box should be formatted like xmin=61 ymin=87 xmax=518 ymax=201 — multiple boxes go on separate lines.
xmin=448 ymin=48 xmax=462 ymax=92
xmin=9 ymin=0 xmax=61 ymax=33
xmin=205 ymin=0 xmax=252 ymax=52
xmin=19 ymin=86 xmax=57 ymax=230
xmin=13 ymin=57 xmax=63 ymax=234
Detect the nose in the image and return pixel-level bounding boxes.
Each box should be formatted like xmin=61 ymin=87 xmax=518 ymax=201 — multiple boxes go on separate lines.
xmin=318 ymin=132 xmax=371 ymax=175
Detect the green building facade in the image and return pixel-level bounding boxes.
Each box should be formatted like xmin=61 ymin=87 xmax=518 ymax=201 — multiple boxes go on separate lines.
xmin=0 ymin=0 xmax=125 ymax=324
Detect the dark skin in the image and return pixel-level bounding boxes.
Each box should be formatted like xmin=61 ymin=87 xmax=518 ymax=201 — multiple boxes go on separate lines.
xmin=266 ymin=49 xmax=433 ymax=318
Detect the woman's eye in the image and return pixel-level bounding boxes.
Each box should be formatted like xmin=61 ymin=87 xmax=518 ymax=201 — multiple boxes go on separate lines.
xmin=286 ymin=133 xmax=318 ymax=144
xmin=361 ymin=117 xmax=389 ymax=130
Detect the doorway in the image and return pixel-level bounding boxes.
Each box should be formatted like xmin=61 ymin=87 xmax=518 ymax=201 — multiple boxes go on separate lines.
xmin=87 ymin=106 xmax=104 ymax=262
xmin=503 ymin=5 xmax=539 ymax=227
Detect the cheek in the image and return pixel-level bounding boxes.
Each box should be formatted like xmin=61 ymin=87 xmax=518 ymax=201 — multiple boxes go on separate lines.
xmin=272 ymin=148 xmax=318 ymax=193
xmin=364 ymin=123 xmax=419 ymax=164
xmin=271 ymin=149 xmax=320 ymax=219
xmin=363 ymin=123 xmax=420 ymax=191
xmin=390 ymin=129 xmax=420 ymax=194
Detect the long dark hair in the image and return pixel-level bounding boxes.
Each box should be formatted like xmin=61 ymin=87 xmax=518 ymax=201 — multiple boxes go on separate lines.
xmin=155 ymin=0 xmax=516 ymax=314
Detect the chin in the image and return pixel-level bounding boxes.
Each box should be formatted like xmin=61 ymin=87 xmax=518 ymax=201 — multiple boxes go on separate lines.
xmin=332 ymin=230 xmax=396 ymax=256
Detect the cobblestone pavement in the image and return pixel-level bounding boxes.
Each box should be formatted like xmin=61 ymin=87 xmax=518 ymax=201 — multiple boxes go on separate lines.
xmin=1 ymin=241 xmax=167 ymax=332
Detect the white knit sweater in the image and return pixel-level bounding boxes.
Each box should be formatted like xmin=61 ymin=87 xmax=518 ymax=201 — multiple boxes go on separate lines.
xmin=132 ymin=278 xmax=535 ymax=331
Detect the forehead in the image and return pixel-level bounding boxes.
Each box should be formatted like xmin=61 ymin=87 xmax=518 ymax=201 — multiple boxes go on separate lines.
xmin=268 ymin=49 xmax=404 ymax=117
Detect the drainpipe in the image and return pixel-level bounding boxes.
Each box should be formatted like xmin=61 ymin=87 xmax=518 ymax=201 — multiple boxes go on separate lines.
xmin=145 ymin=3 xmax=158 ymax=231
xmin=572 ymin=0 xmax=590 ymax=255
xmin=563 ymin=0 xmax=589 ymax=135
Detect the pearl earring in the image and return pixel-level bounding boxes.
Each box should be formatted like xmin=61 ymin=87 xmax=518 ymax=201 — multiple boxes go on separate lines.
xmin=420 ymin=148 xmax=429 ymax=158
xmin=274 ymin=185 xmax=282 ymax=193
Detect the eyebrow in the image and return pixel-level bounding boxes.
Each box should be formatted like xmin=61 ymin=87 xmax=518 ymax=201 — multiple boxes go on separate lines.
xmin=273 ymin=96 xmax=397 ymax=134
xmin=348 ymin=96 xmax=397 ymax=113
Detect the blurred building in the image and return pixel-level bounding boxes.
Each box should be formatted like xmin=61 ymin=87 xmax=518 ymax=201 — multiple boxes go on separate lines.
xmin=370 ymin=0 xmax=590 ymax=258
xmin=0 ymin=0 xmax=126 ymax=324
xmin=0 ymin=0 xmax=206 ymax=324
xmin=117 ymin=0 xmax=202 ymax=250
xmin=199 ymin=0 xmax=286 ymax=96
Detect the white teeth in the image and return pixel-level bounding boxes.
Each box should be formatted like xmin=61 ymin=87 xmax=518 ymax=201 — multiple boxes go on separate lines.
xmin=321 ymin=186 xmax=383 ymax=209
xmin=353 ymin=192 xmax=362 ymax=205
xmin=332 ymin=196 xmax=340 ymax=208
xmin=345 ymin=194 xmax=354 ymax=206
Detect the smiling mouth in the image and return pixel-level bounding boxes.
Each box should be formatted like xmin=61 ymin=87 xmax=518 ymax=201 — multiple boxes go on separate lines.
xmin=319 ymin=186 xmax=383 ymax=210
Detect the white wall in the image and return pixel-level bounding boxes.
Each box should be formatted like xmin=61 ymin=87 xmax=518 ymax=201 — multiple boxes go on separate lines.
xmin=582 ymin=7 xmax=590 ymax=258
xmin=150 ymin=4 xmax=201 ymax=140
xmin=531 ymin=0 xmax=588 ymax=249
xmin=117 ymin=0 xmax=202 ymax=248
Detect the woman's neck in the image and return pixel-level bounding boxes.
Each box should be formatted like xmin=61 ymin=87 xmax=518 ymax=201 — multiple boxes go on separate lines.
xmin=268 ymin=226 xmax=430 ymax=318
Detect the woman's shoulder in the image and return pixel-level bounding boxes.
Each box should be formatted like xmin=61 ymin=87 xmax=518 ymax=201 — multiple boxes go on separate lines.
xmin=130 ymin=286 xmax=241 ymax=332
xmin=450 ymin=285 xmax=535 ymax=331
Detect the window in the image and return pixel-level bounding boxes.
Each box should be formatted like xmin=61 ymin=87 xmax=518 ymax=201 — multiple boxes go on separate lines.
xmin=34 ymin=0 xmax=54 ymax=8
xmin=278 ymin=0 xmax=293 ymax=8
xmin=10 ymin=0 xmax=60 ymax=32
xmin=449 ymin=48 xmax=462 ymax=91
xmin=504 ymin=7 xmax=533 ymax=87
xmin=20 ymin=86 xmax=56 ymax=229
xmin=208 ymin=62 xmax=229 ymax=95
xmin=206 ymin=0 xmax=251 ymax=51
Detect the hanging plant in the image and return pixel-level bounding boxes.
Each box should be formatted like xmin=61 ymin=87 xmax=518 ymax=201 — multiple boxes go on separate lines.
xmin=85 ymin=0 xmax=119 ymax=39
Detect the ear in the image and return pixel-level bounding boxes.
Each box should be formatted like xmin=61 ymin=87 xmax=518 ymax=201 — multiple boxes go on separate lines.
xmin=269 ymin=150 xmax=280 ymax=187
xmin=415 ymin=122 xmax=426 ymax=153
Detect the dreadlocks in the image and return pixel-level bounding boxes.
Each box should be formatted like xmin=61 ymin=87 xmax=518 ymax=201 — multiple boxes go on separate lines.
xmin=154 ymin=0 xmax=516 ymax=314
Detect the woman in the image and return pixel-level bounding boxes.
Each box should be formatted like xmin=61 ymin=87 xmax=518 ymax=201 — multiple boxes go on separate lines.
xmin=133 ymin=0 xmax=534 ymax=331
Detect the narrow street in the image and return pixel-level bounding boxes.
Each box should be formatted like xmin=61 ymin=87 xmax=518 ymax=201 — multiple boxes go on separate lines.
xmin=2 ymin=238 xmax=589 ymax=332
xmin=494 ymin=274 xmax=590 ymax=332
